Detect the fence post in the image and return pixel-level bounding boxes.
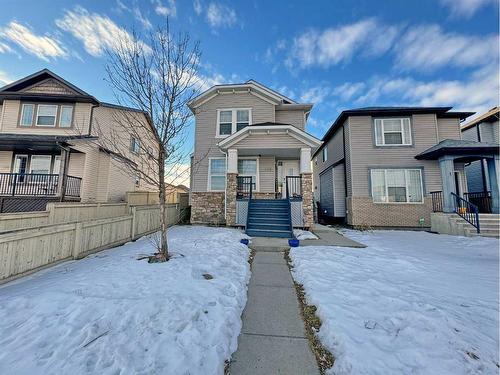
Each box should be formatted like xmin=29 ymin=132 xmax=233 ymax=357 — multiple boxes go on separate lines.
xmin=72 ymin=222 xmax=83 ymax=259
xmin=131 ymin=206 xmax=137 ymax=240
xmin=46 ymin=203 xmax=55 ymax=224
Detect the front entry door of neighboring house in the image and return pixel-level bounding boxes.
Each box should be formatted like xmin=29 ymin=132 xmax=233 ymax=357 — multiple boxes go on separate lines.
xmin=280 ymin=160 xmax=300 ymax=198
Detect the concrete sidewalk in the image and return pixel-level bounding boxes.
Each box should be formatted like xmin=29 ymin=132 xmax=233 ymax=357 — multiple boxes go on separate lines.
xmin=301 ymin=224 xmax=366 ymax=248
xmin=229 ymin=250 xmax=319 ymax=375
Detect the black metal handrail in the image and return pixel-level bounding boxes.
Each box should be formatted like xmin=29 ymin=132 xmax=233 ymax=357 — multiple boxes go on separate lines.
xmin=236 ymin=176 xmax=253 ymax=200
xmin=430 ymin=191 xmax=443 ymax=212
xmin=65 ymin=175 xmax=82 ymax=197
xmin=464 ymin=191 xmax=492 ymax=213
xmin=0 ymin=173 xmax=82 ymax=198
xmin=452 ymin=192 xmax=480 ymax=233
xmin=285 ymin=176 xmax=302 ymax=200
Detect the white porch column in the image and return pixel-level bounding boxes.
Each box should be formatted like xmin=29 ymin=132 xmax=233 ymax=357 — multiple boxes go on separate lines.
xmin=439 ymin=156 xmax=456 ymax=213
xmin=300 ymin=148 xmax=312 ymax=174
xmin=227 ymin=148 xmax=238 ymax=174
xmin=486 ymin=156 xmax=499 ymax=213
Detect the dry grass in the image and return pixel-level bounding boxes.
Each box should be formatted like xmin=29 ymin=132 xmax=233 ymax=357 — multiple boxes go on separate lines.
xmin=284 ymin=250 xmax=335 ymax=374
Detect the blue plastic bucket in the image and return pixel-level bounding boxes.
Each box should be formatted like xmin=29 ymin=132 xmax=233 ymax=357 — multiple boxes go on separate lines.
xmin=240 ymin=238 xmax=249 ymax=245
xmin=288 ymin=239 xmax=299 ymax=247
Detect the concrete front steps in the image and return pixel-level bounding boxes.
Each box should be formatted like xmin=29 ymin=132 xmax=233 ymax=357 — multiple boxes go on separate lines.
xmin=246 ymin=199 xmax=293 ymax=238
xmin=431 ymin=213 xmax=499 ymax=238
xmin=464 ymin=214 xmax=500 ymax=238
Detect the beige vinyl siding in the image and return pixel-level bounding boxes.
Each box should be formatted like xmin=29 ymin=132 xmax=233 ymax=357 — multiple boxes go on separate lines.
xmin=333 ymin=164 xmax=346 ymax=216
xmin=192 ymin=92 xmax=274 ymax=192
xmin=235 ymin=133 xmax=306 ymax=149
xmin=259 ymin=156 xmax=275 ymax=192
xmin=461 ymin=126 xmax=478 ymax=141
xmin=275 ymin=110 xmax=305 ymax=130
xmin=106 ymin=157 xmax=136 ymax=202
xmin=348 ymin=114 xmax=442 ymax=197
xmin=479 ymin=122 xmax=495 ymax=141
xmin=0 ymin=151 xmax=12 ymax=172
xmin=22 ymin=78 xmax=76 ymax=95
xmin=492 ymin=121 xmax=499 ymax=143
xmin=437 ymin=118 xmax=461 ymax=141
xmin=0 ymin=100 xmax=92 ymax=135
xmin=67 ymin=152 xmax=85 ymax=178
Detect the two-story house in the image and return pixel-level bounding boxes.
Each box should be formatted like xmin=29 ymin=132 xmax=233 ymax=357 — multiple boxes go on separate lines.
xmin=0 ymin=69 xmax=158 ymax=212
xmin=313 ymin=107 xmax=499 ymax=235
xmin=188 ymin=80 xmax=322 ymax=237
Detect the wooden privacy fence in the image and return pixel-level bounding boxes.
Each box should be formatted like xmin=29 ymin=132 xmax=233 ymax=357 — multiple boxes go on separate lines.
xmin=0 ymin=202 xmax=129 ymax=233
xmin=126 ymin=191 xmax=160 ymax=205
xmin=0 ymin=203 xmax=184 ymax=283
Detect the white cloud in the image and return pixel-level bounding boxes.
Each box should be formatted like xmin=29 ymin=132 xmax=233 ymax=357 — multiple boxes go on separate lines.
xmin=300 ymin=86 xmax=330 ymax=104
xmin=440 ymin=0 xmax=497 ymax=18
xmin=286 ymin=19 xmax=399 ymax=69
xmin=395 ymin=24 xmax=499 ymax=72
xmin=206 ymin=2 xmax=237 ymax=28
xmin=0 ymin=41 xmax=12 ymax=53
xmin=335 ymin=64 xmax=499 ymax=115
xmin=193 ymin=0 xmax=202 ymax=15
xmin=332 ymin=82 xmax=366 ymax=102
xmin=165 ymin=162 xmax=190 ymax=187
xmin=0 ymin=70 xmax=14 ymax=86
xmin=0 ymin=21 xmax=67 ymax=61
xmin=154 ymin=0 xmax=177 ymax=17
xmin=56 ymin=6 xmax=150 ymax=57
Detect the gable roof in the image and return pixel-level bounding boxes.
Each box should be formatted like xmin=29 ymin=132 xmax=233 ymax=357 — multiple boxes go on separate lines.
xmin=217 ymin=123 xmax=322 ymax=149
xmin=312 ymin=106 xmax=475 ymax=158
xmin=0 ymin=68 xmax=99 ymax=104
xmin=0 ymin=68 xmax=92 ymax=96
xmin=187 ymin=79 xmax=309 ymax=111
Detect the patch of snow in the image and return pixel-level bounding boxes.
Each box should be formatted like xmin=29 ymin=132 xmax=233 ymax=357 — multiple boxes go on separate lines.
xmin=290 ymin=230 xmax=499 ymax=374
xmin=0 ymin=226 xmax=250 ymax=375
xmin=293 ymin=229 xmax=318 ymax=240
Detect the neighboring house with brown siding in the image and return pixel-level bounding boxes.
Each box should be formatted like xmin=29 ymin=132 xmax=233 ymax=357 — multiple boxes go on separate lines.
xmin=313 ymin=107 xmax=499 ymax=231
xmin=188 ymin=80 xmax=322 ymax=237
xmin=0 ymin=69 xmax=158 ymax=212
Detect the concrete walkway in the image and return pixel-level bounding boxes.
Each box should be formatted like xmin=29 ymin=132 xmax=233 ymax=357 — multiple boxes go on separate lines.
xmin=301 ymin=224 xmax=366 ymax=248
xmin=229 ymin=246 xmax=319 ymax=374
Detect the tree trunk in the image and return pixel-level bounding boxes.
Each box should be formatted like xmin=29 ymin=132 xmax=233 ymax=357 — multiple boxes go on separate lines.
xmin=158 ymin=149 xmax=169 ymax=259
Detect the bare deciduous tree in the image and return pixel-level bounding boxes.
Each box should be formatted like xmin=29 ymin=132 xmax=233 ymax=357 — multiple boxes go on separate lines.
xmin=102 ymin=23 xmax=201 ymax=262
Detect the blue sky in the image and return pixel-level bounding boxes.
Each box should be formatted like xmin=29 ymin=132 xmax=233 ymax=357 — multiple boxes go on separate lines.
xmin=0 ymin=0 xmax=498 ymax=140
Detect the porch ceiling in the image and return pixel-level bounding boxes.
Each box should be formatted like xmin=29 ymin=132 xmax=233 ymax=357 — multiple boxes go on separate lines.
xmin=0 ymin=134 xmax=96 ymax=152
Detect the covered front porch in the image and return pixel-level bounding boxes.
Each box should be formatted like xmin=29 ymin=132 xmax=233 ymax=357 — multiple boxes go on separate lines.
xmin=0 ymin=134 xmax=92 ymax=211
xmin=217 ymin=122 xmax=321 ymax=232
xmin=416 ymin=139 xmax=499 ymax=233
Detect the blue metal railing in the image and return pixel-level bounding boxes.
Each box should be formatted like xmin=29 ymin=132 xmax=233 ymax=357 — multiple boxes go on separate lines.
xmin=451 ymin=192 xmax=480 ymax=233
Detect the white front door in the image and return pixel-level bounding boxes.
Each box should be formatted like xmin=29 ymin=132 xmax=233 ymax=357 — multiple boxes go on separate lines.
xmin=281 ymin=160 xmax=300 ymax=198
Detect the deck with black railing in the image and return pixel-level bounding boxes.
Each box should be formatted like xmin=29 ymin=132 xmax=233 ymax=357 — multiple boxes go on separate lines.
xmin=0 ymin=173 xmax=82 ymax=198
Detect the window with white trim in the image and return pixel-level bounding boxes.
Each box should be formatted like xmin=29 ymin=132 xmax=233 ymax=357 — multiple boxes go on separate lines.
xmin=36 ymin=105 xmax=58 ymax=126
xmin=374 ymin=118 xmax=412 ymax=146
xmin=20 ymin=104 xmax=34 ymax=126
xmin=370 ymin=169 xmax=423 ymax=203
xmin=59 ymin=106 xmax=73 ymax=127
xmin=30 ymin=155 xmax=52 ymax=174
xmin=322 ymin=147 xmax=328 ymax=162
xmin=209 ymin=158 xmax=226 ymax=191
xmin=238 ymin=159 xmax=257 ymax=190
xmin=217 ymin=109 xmax=251 ymax=136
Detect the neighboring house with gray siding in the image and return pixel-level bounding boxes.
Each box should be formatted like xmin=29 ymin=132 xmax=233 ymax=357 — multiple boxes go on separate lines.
xmin=0 ymin=69 xmax=158 ymax=212
xmin=188 ymin=80 xmax=321 ymax=237
xmin=313 ymin=107 xmax=499 ymax=229
xmin=461 ymin=107 xmax=499 ymax=193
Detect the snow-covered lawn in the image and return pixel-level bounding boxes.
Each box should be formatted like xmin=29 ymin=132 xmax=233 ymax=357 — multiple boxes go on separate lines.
xmin=290 ymin=230 xmax=499 ymax=374
xmin=0 ymin=226 xmax=250 ymax=375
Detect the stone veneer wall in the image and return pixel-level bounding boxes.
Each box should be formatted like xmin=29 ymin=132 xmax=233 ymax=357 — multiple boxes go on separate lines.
xmin=226 ymin=173 xmax=237 ymax=226
xmin=346 ymin=197 xmax=433 ymax=228
xmin=301 ymin=173 xmax=314 ymax=228
xmin=191 ymin=192 xmax=225 ymax=225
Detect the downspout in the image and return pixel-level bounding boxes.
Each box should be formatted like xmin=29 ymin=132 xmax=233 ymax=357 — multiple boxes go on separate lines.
xmin=342 ymin=124 xmax=348 ymax=197
xmin=218 ymin=146 xmax=228 ymax=222
xmin=88 ymin=104 xmax=98 ymax=136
